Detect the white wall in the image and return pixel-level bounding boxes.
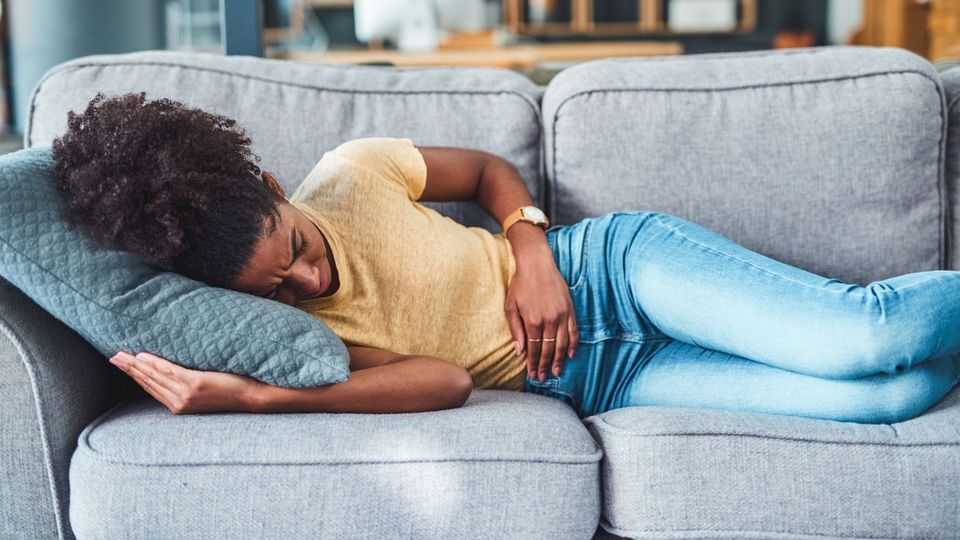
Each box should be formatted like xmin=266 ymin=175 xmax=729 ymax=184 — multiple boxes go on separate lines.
xmin=828 ymin=0 xmax=863 ymax=45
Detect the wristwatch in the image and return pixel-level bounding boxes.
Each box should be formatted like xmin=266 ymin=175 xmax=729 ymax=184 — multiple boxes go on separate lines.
xmin=502 ymin=205 xmax=549 ymax=235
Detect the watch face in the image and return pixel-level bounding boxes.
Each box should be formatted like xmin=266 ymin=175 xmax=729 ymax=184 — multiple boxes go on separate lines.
xmin=524 ymin=206 xmax=546 ymax=221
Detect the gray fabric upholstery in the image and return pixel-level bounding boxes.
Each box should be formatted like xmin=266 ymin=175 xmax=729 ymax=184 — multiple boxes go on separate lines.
xmin=941 ymin=65 xmax=960 ymax=270
xmin=0 ymin=277 xmax=135 ymax=540
xmin=543 ymin=45 xmax=947 ymax=286
xmin=25 ymin=50 xmax=544 ymax=234
xmin=585 ymin=385 xmax=960 ymax=539
xmin=8 ymin=46 xmax=960 ymax=540
xmin=69 ymin=390 xmax=601 ymax=540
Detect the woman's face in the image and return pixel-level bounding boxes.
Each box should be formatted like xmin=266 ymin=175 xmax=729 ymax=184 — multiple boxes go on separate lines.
xmin=230 ymin=201 xmax=336 ymax=306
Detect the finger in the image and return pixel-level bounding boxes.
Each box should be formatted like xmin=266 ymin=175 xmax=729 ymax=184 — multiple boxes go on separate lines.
xmin=123 ymin=362 xmax=178 ymax=410
xmin=126 ymin=352 xmax=184 ymax=395
xmin=551 ymin=321 xmax=568 ymax=377
xmin=505 ymin=299 xmax=526 ymax=357
xmin=126 ymin=361 xmax=180 ymax=404
xmin=136 ymin=351 xmax=188 ymax=376
xmin=524 ymin=317 xmax=543 ymax=379
xmin=538 ymin=319 xmax=559 ymax=383
xmin=567 ymin=313 xmax=579 ymax=360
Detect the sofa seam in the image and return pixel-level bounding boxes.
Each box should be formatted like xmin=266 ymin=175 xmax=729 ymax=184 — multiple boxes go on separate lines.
xmin=76 ymin=395 xmax=603 ymax=467
xmin=934 ymin=74 xmax=949 ymax=271
xmin=600 ymin=522 xmax=917 ymax=540
xmin=946 ymin=91 xmax=960 ymax=270
xmin=0 ymin=312 xmax=68 ymax=540
xmin=75 ymin=452 xmax=604 ymax=468
xmin=548 ymin=69 xmax=947 ymax=270
xmin=26 ymin=60 xmax=543 ymax=149
xmin=552 ymin=45 xmax=864 ymax=90
xmin=586 ymin=415 xmax=959 ymax=447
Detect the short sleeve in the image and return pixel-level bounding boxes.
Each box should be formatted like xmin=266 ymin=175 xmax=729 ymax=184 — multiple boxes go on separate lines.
xmin=329 ymin=137 xmax=427 ymax=201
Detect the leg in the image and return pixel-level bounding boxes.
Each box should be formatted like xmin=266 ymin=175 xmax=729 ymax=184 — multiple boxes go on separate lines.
xmin=624 ymin=211 xmax=960 ymax=379
xmin=618 ymin=340 xmax=960 ymax=424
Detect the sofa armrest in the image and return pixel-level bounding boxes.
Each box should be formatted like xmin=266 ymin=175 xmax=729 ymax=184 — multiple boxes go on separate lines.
xmin=0 ymin=277 xmax=134 ymax=540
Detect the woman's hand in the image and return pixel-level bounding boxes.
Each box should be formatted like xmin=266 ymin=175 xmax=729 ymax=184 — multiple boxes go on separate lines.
xmin=109 ymin=351 xmax=263 ymax=415
xmin=504 ymin=245 xmax=579 ymax=383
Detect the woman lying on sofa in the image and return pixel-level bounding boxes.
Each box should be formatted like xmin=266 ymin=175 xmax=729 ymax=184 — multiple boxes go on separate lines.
xmin=52 ymin=92 xmax=960 ymax=424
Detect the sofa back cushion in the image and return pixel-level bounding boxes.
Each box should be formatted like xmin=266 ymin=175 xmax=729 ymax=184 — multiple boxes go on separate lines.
xmin=25 ymin=51 xmax=545 ymax=234
xmin=543 ymin=46 xmax=947 ymax=285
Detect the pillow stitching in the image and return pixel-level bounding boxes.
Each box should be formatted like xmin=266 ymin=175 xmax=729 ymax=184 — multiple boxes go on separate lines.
xmin=0 ymin=227 xmax=345 ymax=374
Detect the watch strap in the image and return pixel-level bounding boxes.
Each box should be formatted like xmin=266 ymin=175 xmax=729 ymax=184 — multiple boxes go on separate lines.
xmin=502 ymin=206 xmax=548 ymax=235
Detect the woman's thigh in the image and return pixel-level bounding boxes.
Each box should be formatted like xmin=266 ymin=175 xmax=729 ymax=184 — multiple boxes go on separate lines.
xmin=620 ymin=339 xmax=960 ymax=424
xmin=610 ymin=211 xmax=960 ymax=379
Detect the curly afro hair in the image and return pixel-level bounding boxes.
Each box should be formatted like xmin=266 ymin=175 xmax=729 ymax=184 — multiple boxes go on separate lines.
xmin=51 ymin=92 xmax=285 ymax=289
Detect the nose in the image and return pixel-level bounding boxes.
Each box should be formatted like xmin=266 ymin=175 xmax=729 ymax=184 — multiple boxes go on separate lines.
xmin=291 ymin=262 xmax=322 ymax=300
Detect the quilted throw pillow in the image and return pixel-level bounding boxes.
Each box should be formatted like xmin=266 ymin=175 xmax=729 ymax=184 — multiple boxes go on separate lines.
xmin=0 ymin=147 xmax=349 ymax=388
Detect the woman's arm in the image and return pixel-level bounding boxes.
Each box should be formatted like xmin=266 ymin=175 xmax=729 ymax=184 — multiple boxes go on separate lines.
xmin=251 ymin=354 xmax=474 ymax=414
xmin=109 ymin=347 xmax=474 ymax=415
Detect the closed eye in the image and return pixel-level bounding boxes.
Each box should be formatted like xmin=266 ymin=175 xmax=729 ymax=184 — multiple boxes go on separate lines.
xmin=265 ymin=234 xmax=308 ymax=299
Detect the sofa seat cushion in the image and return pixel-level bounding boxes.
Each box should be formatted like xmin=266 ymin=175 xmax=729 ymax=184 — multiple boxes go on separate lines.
xmin=585 ymin=384 xmax=960 ymax=539
xmin=69 ymin=389 xmax=601 ymax=540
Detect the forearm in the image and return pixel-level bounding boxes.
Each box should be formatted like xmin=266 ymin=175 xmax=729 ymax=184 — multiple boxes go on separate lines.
xmin=248 ymin=356 xmax=472 ymax=414
xmin=475 ymin=158 xmax=552 ymax=266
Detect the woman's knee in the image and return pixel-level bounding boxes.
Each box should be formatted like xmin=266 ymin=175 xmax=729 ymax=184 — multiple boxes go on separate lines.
xmin=832 ymin=369 xmax=949 ymax=423
xmin=827 ymin=299 xmax=938 ymax=379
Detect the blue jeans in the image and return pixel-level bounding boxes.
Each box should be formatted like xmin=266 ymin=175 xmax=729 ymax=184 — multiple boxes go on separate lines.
xmin=523 ymin=211 xmax=960 ymax=424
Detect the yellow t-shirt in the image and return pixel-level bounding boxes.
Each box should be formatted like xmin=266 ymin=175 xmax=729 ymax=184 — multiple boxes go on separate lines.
xmin=288 ymin=137 xmax=525 ymax=390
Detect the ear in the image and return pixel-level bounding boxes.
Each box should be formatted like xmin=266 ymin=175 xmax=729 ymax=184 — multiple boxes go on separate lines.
xmin=261 ymin=170 xmax=285 ymax=198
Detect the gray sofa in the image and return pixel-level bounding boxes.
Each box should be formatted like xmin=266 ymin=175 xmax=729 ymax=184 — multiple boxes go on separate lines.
xmin=3 ymin=45 xmax=960 ymax=540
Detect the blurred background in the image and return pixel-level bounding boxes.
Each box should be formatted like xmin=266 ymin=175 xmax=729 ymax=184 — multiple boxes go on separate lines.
xmin=0 ymin=0 xmax=956 ymax=154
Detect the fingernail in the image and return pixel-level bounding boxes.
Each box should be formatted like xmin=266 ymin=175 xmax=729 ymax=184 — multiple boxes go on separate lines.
xmin=514 ymin=340 xmax=520 ymax=355
xmin=539 ymin=374 xmax=545 ymax=383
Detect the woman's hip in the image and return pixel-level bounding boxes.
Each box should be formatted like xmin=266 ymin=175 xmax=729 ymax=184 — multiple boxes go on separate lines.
xmin=523 ymin=336 xmax=672 ymax=418
xmin=546 ymin=211 xmax=671 ymax=343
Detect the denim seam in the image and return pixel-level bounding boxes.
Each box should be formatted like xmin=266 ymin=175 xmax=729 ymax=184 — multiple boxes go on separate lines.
xmin=567 ymin=219 xmax=591 ymax=292
xmin=614 ymin=334 xmax=673 ymax=345
xmin=649 ymin=213 xmax=853 ymax=295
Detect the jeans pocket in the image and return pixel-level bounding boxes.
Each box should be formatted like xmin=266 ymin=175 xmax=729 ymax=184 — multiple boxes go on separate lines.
xmin=548 ymin=220 xmax=592 ymax=293
xmin=524 ymin=374 xmax=577 ymax=408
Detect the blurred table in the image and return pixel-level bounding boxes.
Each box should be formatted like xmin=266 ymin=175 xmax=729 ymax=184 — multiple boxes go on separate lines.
xmin=271 ymin=40 xmax=683 ymax=69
